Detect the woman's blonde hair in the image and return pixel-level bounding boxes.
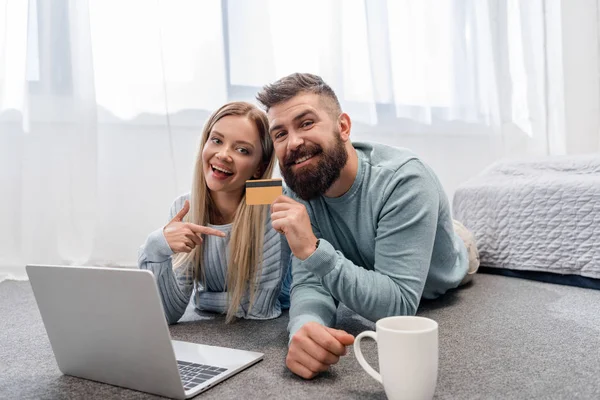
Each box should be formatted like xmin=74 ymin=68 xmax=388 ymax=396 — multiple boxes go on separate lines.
xmin=173 ymin=101 xmax=275 ymax=322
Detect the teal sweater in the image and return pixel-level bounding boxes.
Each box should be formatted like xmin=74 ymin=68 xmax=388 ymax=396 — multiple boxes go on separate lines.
xmin=288 ymin=142 xmax=469 ymax=338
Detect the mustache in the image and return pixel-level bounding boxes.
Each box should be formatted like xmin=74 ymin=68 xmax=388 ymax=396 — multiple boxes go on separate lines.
xmin=283 ymin=144 xmax=323 ymax=167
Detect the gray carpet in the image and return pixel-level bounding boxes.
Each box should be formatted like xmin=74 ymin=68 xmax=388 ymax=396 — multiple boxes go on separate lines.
xmin=1 ymin=273 xmax=599 ymax=399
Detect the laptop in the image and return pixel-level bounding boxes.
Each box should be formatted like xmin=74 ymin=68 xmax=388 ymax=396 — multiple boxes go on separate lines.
xmin=26 ymin=264 xmax=264 ymax=399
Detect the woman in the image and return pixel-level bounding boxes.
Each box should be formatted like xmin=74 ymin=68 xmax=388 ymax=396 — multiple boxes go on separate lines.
xmin=138 ymin=102 xmax=290 ymax=324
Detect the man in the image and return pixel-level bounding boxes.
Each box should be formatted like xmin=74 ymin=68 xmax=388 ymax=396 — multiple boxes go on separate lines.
xmin=256 ymin=73 xmax=479 ymax=379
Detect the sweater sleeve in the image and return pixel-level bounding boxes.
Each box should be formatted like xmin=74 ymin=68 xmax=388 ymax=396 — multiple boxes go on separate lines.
xmin=288 ymin=161 xmax=440 ymax=336
xmin=287 ymin=213 xmax=338 ymax=340
xmin=138 ymin=195 xmax=194 ymax=324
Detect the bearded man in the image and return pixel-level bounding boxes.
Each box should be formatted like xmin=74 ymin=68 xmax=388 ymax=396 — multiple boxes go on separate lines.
xmin=257 ymin=73 xmax=480 ymax=380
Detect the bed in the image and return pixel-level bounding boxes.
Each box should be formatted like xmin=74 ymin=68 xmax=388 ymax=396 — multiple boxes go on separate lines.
xmin=453 ymin=154 xmax=600 ymax=287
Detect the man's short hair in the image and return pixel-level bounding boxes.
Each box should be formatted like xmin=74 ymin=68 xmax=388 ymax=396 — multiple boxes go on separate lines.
xmin=256 ymin=73 xmax=341 ymax=117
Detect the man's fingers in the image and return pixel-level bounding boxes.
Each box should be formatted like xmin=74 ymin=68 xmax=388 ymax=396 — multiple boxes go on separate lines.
xmin=271 ymin=194 xmax=303 ymax=211
xmin=286 ymin=358 xmax=318 ymax=380
xmin=325 ymin=327 xmax=355 ymax=346
xmin=299 ymin=338 xmax=340 ymax=365
xmin=271 ymin=218 xmax=285 ymax=233
xmin=290 ymin=332 xmax=340 ymax=369
xmin=272 ymin=195 xmax=295 ymax=205
xmin=270 ymin=211 xmax=288 ymax=222
xmin=271 ymin=210 xmax=308 ymax=235
xmin=172 ymin=200 xmax=190 ymax=222
xmin=271 ymin=202 xmax=296 ymax=213
xmin=307 ymin=326 xmax=348 ymax=356
xmin=291 ymin=347 xmax=331 ymax=374
xmin=187 ymin=223 xmax=226 ymax=237
xmin=271 ymin=219 xmax=285 ymax=235
xmin=294 ymin=349 xmax=329 ymax=375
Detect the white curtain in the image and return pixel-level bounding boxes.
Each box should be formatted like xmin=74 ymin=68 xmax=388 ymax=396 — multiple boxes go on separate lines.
xmin=1 ymin=0 xmax=99 ymax=280
xmin=0 ymin=0 xmax=597 ymax=280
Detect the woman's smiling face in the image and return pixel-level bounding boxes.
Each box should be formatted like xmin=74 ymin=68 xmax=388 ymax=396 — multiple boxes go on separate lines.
xmin=202 ymin=115 xmax=263 ymax=196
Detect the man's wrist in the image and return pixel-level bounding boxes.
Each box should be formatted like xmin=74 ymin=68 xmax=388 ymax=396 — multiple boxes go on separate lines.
xmin=297 ymin=237 xmax=319 ymax=260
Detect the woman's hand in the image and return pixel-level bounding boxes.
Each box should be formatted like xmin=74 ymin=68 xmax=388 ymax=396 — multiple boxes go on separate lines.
xmin=164 ymin=200 xmax=226 ymax=253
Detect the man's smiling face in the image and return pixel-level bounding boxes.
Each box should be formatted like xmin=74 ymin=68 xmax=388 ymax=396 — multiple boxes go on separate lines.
xmin=267 ymin=93 xmax=348 ymax=200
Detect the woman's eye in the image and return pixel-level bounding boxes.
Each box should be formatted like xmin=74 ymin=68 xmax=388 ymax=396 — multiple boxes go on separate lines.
xmin=211 ymin=137 xmax=222 ymax=144
xmin=237 ymin=148 xmax=249 ymax=155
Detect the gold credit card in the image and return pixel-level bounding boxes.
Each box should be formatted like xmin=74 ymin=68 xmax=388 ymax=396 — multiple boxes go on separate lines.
xmin=245 ymin=178 xmax=283 ymax=205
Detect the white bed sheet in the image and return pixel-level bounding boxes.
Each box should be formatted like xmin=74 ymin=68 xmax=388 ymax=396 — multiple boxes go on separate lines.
xmin=453 ymin=155 xmax=600 ymax=279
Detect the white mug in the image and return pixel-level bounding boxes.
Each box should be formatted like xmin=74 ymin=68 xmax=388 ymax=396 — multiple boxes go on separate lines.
xmin=354 ymin=316 xmax=438 ymax=400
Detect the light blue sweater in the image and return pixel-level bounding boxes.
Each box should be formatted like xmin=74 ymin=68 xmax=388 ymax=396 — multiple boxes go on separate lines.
xmin=287 ymin=142 xmax=469 ymax=338
xmin=139 ymin=194 xmax=291 ymax=324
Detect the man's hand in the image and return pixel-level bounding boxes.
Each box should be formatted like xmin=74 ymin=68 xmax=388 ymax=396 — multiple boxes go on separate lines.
xmin=286 ymin=322 xmax=355 ymax=379
xmin=271 ymin=196 xmax=318 ymax=260
xmin=164 ymin=200 xmax=226 ymax=253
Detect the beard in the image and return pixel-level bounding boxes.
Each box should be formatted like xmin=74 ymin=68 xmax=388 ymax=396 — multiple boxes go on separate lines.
xmin=280 ymin=131 xmax=348 ymax=201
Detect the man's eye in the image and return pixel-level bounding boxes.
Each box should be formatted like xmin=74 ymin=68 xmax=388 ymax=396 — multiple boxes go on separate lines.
xmin=275 ymin=131 xmax=287 ymax=140
xmin=301 ymin=120 xmax=313 ymax=128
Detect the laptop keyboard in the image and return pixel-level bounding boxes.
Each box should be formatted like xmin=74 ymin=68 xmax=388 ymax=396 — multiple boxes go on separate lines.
xmin=177 ymin=360 xmax=228 ymax=391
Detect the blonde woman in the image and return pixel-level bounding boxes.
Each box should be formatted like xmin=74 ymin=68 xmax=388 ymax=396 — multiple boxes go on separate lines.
xmin=138 ymin=102 xmax=290 ymax=324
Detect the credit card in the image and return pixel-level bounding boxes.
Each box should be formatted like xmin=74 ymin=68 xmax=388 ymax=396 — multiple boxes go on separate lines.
xmin=245 ymin=178 xmax=283 ymax=205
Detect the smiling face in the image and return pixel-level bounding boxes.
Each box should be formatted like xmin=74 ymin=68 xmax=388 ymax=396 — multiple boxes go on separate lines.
xmin=202 ymin=115 xmax=263 ymax=197
xmin=267 ymin=93 xmax=348 ymax=200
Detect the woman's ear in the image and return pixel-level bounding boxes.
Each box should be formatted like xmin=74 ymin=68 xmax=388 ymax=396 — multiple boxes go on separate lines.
xmin=252 ymin=166 xmax=262 ymax=179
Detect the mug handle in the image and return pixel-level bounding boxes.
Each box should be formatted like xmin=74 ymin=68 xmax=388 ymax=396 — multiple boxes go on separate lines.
xmin=354 ymin=330 xmax=382 ymax=384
